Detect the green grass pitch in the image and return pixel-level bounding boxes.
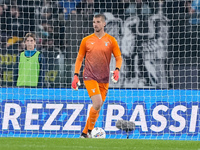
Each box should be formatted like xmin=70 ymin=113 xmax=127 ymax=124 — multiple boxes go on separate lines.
xmin=0 ymin=138 xmax=200 ymax=150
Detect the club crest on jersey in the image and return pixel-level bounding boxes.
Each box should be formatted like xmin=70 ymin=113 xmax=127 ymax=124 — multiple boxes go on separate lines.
xmin=91 ymin=88 xmax=96 ymax=93
xmin=105 ymin=42 xmax=109 ymax=46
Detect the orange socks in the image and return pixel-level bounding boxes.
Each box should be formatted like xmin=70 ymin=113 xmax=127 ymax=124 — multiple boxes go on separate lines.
xmin=82 ymin=106 xmax=99 ymax=134
xmin=88 ymin=107 xmax=99 ymax=130
xmin=82 ymin=119 xmax=89 ymax=134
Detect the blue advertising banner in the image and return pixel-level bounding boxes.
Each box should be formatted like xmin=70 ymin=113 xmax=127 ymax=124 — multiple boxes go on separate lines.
xmin=0 ymin=88 xmax=200 ymax=140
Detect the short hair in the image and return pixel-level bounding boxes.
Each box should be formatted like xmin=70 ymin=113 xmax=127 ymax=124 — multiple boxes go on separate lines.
xmin=94 ymin=14 xmax=106 ymax=22
xmin=24 ymin=33 xmax=36 ymax=41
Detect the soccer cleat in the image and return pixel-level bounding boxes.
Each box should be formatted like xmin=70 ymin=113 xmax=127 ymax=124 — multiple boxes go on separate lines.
xmin=80 ymin=135 xmax=87 ymax=138
xmin=80 ymin=132 xmax=92 ymax=138
xmin=80 ymin=133 xmax=88 ymax=138
xmin=87 ymin=132 xmax=92 ymax=138
xmin=80 ymin=131 xmax=92 ymax=138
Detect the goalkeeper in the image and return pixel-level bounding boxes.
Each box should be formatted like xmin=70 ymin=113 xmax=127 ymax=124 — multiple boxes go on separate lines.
xmin=72 ymin=14 xmax=122 ymax=138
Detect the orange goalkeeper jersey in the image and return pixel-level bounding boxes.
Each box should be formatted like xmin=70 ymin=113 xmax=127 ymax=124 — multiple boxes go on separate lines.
xmin=78 ymin=33 xmax=121 ymax=83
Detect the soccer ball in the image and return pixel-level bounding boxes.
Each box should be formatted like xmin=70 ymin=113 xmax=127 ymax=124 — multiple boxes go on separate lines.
xmin=91 ymin=127 xmax=106 ymax=138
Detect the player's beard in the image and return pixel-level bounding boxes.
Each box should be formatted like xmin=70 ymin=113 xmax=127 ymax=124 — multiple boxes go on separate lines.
xmin=95 ymin=27 xmax=102 ymax=32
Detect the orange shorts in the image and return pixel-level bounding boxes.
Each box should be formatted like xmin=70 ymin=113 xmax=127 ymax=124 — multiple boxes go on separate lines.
xmin=84 ymin=80 xmax=109 ymax=102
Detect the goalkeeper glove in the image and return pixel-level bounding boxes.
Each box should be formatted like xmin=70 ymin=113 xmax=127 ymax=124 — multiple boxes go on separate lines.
xmin=111 ymin=68 xmax=119 ymax=83
xmin=72 ymin=74 xmax=81 ymax=90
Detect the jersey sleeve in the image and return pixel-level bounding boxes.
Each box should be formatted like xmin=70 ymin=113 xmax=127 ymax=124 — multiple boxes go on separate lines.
xmin=112 ymin=37 xmax=121 ymax=57
xmin=74 ymin=38 xmax=86 ymax=74
xmin=111 ymin=37 xmax=122 ymax=70
xmin=78 ymin=38 xmax=86 ymax=56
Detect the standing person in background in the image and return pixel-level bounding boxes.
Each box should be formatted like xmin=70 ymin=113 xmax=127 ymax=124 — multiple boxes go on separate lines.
xmin=14 ymin=33 xmax=46 ymax=88
xmin=71 ymin=14 xmax=122 ymax=138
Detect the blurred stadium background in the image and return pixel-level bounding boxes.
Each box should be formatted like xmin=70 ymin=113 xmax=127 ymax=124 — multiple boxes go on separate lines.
xmin=1 ymin=0 xmax=199 ymax=89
